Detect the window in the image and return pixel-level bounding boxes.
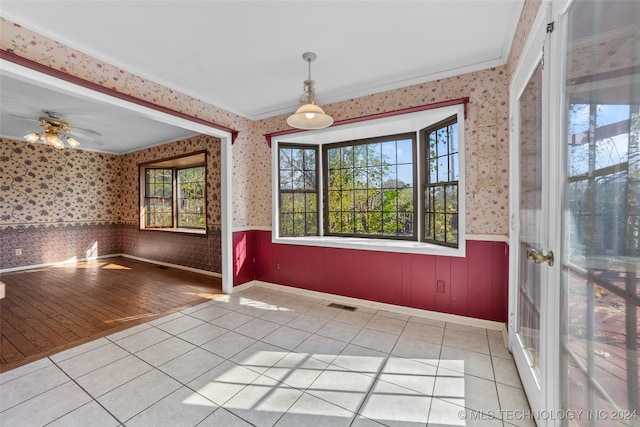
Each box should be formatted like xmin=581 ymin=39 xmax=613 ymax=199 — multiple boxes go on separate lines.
xmin=323 ymin=133 xmax=416 ymax=238
xmin=145 ymin=168 xmax=173 ymax=227
xmin=423 ymin=117 xmax=459 ymax=247
xmin=278 ymin=145 xmax=318 ymax=236
xmin=140 ymin=152 xmax=206 ymax=232
xmin=273 ymin=104 xmax=465 ymax=256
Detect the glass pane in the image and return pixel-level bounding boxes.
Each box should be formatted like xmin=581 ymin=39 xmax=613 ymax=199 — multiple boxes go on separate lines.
xmin=397 ymin=164 xmax=413 ymax=187
xmin=382 ymin=189 xmax=397 ymax=212
xmin=327 ymin=147 xmax=340 ymax=168
xmin=341 ymin=168 xmax=354 ymax=190
xmin=280 ymin=170 xmax=293 ymax=190
xmin=367 ymin=167 xmax=382 ymax=188
xmin=341 ymin=211 xmax=354 ymax=233
xmin=445 ymin=214 xmax=458 ymax=244
xmin=292 ymin=170 xmax=304 ymax=190
xmin=303 ymin=149 xmax=316 ymax=170
xmin=367 ymin=190 xmax=382 ymax=211
xmin=396 ymin=139 xmax=413 ymax=164
xmin=354 ymin=189 xmax=368 ymax=212
xmin=354 ymin=213 xmax=366 ymax=234
xmin=562 ymin=0 xmax=640 ymax=419
xmin=383 ymin=164 xmax=397 ymax=187
xmin=382 ymin=212 xmax=398 ymax=235
xmin=434 ymin=213 xmax=445 ymax=241
xmin=398 ymin=211 xmax=413 ymax=236
xmin=433 ymin=187 xmax=444 ymax=211
xmin=381 ymin=141 xmax=396 ymax=164
xmin=437 ymin=127 xmax=448 ymax=157
xmin=437 ymin=156 xmax=448 ymax=182
xmin=305 ymin=193 xmax=317 ymax=213
xmin=425 ymin=213 xmax=434 ymax=239
xmin=446 ymin=185 xmax=458 ymax=213
xmin=341 ymin=146 xmax=353 ymax=166
xmin=449 ymin=123 xmax=459 ymax=153
xmin=367 ymin=143 xmax=381 ymax=166
xmin=429 ymin=158 xmax=438 ymax=183
xmin=368 ymin=212 xmax=383 ymax=234
xmin=449 ymin=153 xmax=459 ymax=181
xmin=306 ymin=213 xmax=317 ymax=235
xmin=518 ymin=58 xmax=543 ymax=380
xmin=280 ymin=148 xmax=292 ymax=170
xmin=397 ymin=187 xmax=413 ymax=212
xmin=280 ymin=193 xmax=293 ymax=213
xmin=304 ymin=171 xmax=316 ymax=190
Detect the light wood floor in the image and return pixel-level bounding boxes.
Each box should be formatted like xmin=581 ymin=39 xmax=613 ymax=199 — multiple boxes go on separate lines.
xmin=0 ymin=256 xmax=223 ymax=372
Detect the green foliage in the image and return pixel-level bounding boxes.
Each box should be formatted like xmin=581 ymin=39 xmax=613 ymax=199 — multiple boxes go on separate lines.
xmin=326 ymin=141 xmax=414 ymax=236
xmin=178 ymin=166 xmax=205 ymax=228
xmin=144 ymin=166 xmax=206 ymax=229
xmin=279 ymin=148 xmax=318 ymax=236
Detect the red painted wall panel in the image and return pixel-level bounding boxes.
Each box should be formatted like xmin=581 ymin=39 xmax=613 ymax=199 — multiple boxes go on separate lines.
xmin=233 ymin=230 xmax=508 ymax=323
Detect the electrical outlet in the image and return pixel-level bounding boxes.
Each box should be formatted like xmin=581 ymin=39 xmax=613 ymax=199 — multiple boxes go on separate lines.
xmin=15 ymin=248 xmax=22 ymax=256
xmin=437 ymin=280 xmax=445 ymax=293
xmin=276 ymin=262 xmax=281 ymax=270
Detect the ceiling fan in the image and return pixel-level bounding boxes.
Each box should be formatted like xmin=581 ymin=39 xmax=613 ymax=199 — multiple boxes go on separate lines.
xmin=10 ymin=111 xmax=102 ymax=149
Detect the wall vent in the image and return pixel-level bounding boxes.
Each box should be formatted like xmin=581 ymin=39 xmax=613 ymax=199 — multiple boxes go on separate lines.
xmin=327 ymin=303 xmax=357 ymax=311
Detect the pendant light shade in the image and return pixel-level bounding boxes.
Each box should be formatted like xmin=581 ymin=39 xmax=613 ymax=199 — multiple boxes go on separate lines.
xmin=287 ymin=52 xmax=333 ymax=130
xmin=287 ymin=103 xmax=334 ymax=130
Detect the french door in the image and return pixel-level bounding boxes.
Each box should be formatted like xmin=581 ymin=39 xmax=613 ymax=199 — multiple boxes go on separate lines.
xmin=510 ymin=1 xmax=640 ymax=426
xmin=509 ymin=3 xmax=559 ymax=419
xmin=560 ymin=1 xmax=639 ymax=425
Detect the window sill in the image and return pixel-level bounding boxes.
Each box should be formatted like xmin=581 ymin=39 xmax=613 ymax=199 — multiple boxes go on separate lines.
xmin=273 ymin=235 xmax=466 ymax=257
xmin=140 ymin=227 xmax=207 ymax=235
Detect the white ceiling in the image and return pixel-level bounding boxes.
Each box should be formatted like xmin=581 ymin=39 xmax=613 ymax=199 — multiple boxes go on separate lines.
xmin=0 ymin=0 xmax=524 ymax=153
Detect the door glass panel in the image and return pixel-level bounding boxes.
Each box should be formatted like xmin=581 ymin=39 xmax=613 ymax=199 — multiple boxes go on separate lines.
xmin=518 ymin=59 xmax=543 ymax=380
xmin=562 ymin=0 xmax=640 ymax=421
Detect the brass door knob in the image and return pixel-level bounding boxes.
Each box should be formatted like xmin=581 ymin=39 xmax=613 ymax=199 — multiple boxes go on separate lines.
xmin=526 ymin=248 xmax=554 ymax=266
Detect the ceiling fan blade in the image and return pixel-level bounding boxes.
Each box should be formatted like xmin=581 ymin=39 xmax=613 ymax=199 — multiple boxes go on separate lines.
xmin=73 ymin=126 xmax=102 ymax=137
xmin=8 ymin=113 xmax=40 ymax=123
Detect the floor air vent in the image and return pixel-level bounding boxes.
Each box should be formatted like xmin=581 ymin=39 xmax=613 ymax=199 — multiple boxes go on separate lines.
xmin=327 ymin=303 xmax=357 ymax=311
xmin=157 ymin=265 xmax=170 ymax=269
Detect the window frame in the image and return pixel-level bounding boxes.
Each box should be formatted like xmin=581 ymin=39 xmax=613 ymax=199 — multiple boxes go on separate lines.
xmin=322 ymin=133 xmax=418 ymax=240
xmin=139 ymin=151 xmax=207 ymax=234
xmin=272 ymin=104 xmax=466 ymax=257
xmin=278 ymin=143 xmax=320 ymax=237
xmin=421 ymin=116 xmax=460 ymax=247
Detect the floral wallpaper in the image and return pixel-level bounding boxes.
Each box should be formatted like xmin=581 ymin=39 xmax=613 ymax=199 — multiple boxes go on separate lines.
xmin=1 ymin=134 xmax=221 ymax=228
xmin=0 ymin=5 xmax=546 ymax=236
xmin=1 ymin=137 xmax=122 ymax=226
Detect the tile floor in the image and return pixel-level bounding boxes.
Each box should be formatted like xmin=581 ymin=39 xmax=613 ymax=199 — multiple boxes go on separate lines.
xmin=0 ymin=286 xmax=533 ymax=427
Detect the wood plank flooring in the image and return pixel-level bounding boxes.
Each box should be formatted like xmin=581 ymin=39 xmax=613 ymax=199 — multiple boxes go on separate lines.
xmin=0 ymin=256 xmax=223 ymax=372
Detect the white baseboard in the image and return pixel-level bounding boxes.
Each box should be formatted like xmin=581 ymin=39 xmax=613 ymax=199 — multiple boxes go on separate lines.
xmin=230 ymin=281 xmax=256 ymax=293
xmin=234 ymin=280 xmax=505 ymax=331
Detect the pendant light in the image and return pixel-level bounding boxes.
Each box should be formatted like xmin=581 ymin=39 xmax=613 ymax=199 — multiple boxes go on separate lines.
xmin=287 ymin=52 xmax=333 ymax=130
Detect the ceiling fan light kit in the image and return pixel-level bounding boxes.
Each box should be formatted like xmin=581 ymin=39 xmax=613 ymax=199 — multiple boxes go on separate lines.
xmin=287 ymin=52 xmax=333 ymax=130
xmin=23 ymin=112 xmax=82 ymax=149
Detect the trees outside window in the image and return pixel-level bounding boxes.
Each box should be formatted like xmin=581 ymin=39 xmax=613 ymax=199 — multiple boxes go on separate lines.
xmin=423 ymin=117 xmax=459 ymax=247
xmin=141 ymin=153 xmax=206 ymax=231
xmin=276 ymin=114 xmax=460 ymax=249
xmin=324 ymin=134 xmax=415 ymax=238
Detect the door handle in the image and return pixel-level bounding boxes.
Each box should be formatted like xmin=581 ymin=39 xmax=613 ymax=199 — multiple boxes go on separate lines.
xmin=526 ymin=248 xmax=554 ymax=266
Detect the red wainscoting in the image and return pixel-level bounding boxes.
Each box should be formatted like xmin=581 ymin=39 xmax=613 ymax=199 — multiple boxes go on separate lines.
xmin=233 ymin=230 xmax=509 ymax=323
